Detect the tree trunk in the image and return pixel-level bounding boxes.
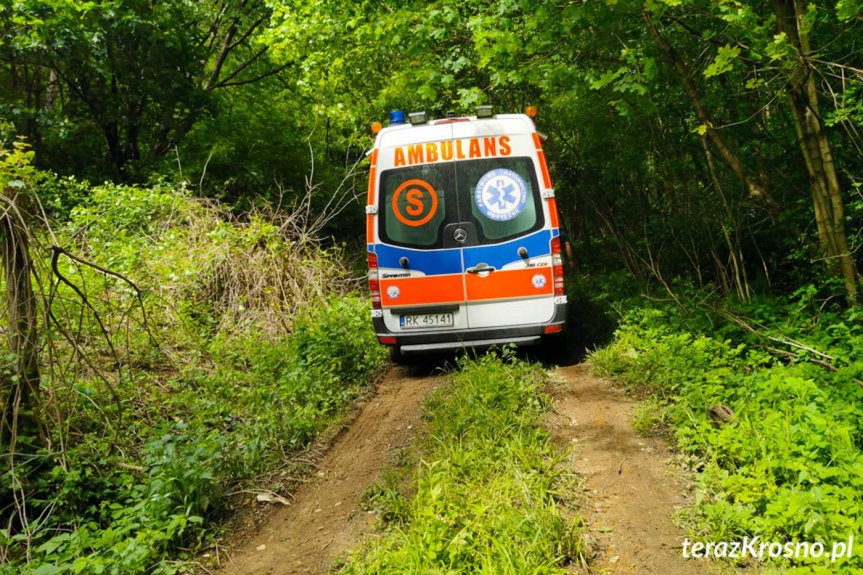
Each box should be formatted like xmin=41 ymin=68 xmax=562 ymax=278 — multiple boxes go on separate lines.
xmin=771 ymin=0 xmax=859 ymax=305
xmin=700 ymin=136 xmax=751 ymax=301
xmin=643 ymin=10 xmax=767 ymax=201
xmin=1 ymin=184 xmax=42 ymax=452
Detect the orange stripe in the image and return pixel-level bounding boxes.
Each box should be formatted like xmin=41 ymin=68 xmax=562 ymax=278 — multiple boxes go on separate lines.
xmin=366 ymin=166 xmax=377 ymax=204
xmin=466 ymin=267 xmax=552 ymax=301
xmin=547 ymin=197 xmax=559 ymax=228
xmin=532 ymin=133 xmax=543 ymax=148
xmin=536 ymin=150 xmax=552 ymax=189
xmin=380 ymin=274 xmax=464 ymax=307
xmin=366 ymin=150 xmax=378 ymax=205
xmin=532 ymin=134 xmax=552 ymax=188
xmin=366 ymin=150 xmax=379 ymax=242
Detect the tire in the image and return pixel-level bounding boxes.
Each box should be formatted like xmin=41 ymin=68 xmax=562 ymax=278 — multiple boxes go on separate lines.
xmin=541 ymin=331 xmax=577 ymax=365
xmin=389 ymin=345 xmax=411 ymax=365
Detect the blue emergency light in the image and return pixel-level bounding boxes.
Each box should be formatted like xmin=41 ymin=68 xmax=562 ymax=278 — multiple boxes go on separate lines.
xmin=389 ymin=110 xmax=406 ymax=125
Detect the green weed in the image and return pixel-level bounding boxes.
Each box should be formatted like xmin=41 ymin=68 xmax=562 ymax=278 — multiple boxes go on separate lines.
xmin=340 ymin=353 xmax=585 ymax=574
xmin=632 ymin=396 xmax=667 ymax=436
xmin=0 ymin=182 xmax=387 ymax=574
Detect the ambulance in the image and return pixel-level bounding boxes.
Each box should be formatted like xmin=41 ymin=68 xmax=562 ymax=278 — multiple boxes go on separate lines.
xmin=365 ymin=106 xmax=568 ymax=357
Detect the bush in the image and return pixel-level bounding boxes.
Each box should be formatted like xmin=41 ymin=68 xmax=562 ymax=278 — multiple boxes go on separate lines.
xmin=1 ymin=180 xmax=387 ymax=574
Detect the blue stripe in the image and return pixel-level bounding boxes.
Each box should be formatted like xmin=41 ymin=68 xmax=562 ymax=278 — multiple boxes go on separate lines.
xmin=372 ymin=229 xmax=552 ymax=274
xmin=373 ymin=243 xmax=463 ymax=275
xmin=463 ymin=229 xmax=551 ymax=269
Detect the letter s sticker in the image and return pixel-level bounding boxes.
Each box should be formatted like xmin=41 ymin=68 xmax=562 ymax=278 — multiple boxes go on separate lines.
xmin=406 ymin=188 xmax=424 ymax=216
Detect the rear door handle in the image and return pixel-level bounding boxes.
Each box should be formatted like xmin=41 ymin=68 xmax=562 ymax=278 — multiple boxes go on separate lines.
xmin=465 ymin=263 xmax=496 ymax=274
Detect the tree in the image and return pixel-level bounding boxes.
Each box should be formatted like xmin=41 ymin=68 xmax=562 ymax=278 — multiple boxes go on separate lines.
xmin=0 ymin=142 xmax=42 ymax=454
xmin=770 ymin=0 xmax=859 ymax=303
xmin=0 ymin=0 xmax=286 ymax=179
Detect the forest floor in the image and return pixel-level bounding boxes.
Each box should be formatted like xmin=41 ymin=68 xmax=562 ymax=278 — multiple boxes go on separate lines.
xmin=214 ymin=361 xmax=712 ymax=575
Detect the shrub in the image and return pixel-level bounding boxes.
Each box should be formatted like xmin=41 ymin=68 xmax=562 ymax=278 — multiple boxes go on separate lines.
xmin=1 ymin=180 xmax=387 ymax=574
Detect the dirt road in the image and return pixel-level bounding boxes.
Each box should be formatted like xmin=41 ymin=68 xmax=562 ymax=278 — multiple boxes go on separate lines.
xmin=217 ymin=367 xmax=442 ymax=575
xmin=217 ymin=360 xmax=707 ymax=574
xmin=547 ymin=363 xmax=708 ymax=575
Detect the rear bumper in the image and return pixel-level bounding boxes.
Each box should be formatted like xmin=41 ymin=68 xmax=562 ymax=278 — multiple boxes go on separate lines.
xmin=374 ymin=301 xmax=568 ymax=355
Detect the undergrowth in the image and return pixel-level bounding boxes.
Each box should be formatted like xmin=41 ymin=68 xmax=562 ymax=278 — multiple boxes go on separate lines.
xmin=590 ymin=292 xmax=863 ymax=575
xmin=340 ymin=352 xmax=585 ymax=574
xmin=0 ymin=179 xmax=388 ymax=574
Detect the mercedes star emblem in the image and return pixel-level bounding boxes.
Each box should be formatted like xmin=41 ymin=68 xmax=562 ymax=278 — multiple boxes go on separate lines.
xmin=453 ymin=228 xmax=468 ymax=243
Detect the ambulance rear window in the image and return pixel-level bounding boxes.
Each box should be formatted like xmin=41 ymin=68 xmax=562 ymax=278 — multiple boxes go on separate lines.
xmin=377 ymin=156 xmax=543 ymax=249
xmin=380 ymin=164 xmax=450 ymax=248
xmin=459 ymin=157 xmax=543 ymax=242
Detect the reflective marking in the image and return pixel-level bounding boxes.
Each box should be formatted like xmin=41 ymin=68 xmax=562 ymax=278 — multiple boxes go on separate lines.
xmin=392 ymin=179 xmax=438 ymax=227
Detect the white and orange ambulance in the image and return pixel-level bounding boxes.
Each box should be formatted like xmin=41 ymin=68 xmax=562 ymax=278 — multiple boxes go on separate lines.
xmin=365 ymin=106 xmax=568 ymax=357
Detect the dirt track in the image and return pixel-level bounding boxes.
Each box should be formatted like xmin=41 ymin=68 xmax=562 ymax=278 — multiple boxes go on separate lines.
xmin=217 ymin=361 xmax=709 ymax=574
xmin=547 ymin=364 xmax=710 ymax=575
xmin=217 ymin=367 xmax=442 ymax=575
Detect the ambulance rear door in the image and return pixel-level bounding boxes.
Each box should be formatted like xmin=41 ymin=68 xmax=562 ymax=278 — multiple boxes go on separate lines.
xmin=452 ymin=119 xmax=557 ymax=330
xmin=373 ymin=124 xmax=471 ymax=334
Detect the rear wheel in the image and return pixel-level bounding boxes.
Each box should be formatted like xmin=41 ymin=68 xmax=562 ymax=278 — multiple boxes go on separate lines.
xmin=541 ymin=330 xmax=578 ymax=365
xmin=389 ymin=345 xmax=411 ymax=365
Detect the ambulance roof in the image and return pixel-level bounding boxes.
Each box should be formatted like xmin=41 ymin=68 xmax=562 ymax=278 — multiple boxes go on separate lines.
xmin=373 ymin=114 xmax=537 ymax=150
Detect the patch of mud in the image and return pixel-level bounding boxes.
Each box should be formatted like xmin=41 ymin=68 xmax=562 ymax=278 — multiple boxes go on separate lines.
xmin=547 ymin=363 xmax=713 ymax=575
xmin=216 ymin=367 xmax=441 ymax=575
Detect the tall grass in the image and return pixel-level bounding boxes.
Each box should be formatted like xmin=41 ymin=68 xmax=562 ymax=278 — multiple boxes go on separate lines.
xmin=341 ymin=352 xmax=585 ymax=574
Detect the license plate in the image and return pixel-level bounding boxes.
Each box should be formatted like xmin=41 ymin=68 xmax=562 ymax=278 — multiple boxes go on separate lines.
xmin=399 ymin=312 xmax=454 ymax=329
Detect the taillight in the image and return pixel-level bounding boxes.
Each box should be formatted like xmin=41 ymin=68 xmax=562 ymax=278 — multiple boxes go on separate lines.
xmin=550 ymin=237 xmax=565 ymax=297
xmin=368 ymin=252 xmax=381 ymax=309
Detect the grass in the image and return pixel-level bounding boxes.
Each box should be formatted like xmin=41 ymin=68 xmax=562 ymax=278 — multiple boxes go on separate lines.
xmin=340 ymin=351 xmax=586 ymax=574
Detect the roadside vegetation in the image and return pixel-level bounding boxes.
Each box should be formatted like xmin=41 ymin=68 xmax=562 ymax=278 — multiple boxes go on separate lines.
xmin=341 ymin=352 xmax=585 ymax=574
xmin=3 ymin=0 xmax=863 ymax=573
xmin=589 ymin=282 xmax=863 ymax=574
xmin=0 ymin=156 xmax=387 ymax=573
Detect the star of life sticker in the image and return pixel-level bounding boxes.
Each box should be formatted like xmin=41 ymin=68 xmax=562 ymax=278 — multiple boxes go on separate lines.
xmin=475 ymin=168 xmax=528 ymax=222
xmin=532 ymin=274 xmax=546 ymax=289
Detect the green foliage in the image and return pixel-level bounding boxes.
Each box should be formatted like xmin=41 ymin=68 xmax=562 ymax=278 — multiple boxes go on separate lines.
xmin=591 ymin=294 xmax=863 ymax=573
xmin=262 ymin=0 xmax=863 ymax=301
xmin=632 ymin=395 xmax=667 ymax=436
xmin=704 ymin=44 xmax=741 ymax=78
xmin=0 ymin=139 xmax=35 ymax=187
xmin=341 ymin=352 xmax=584 ymax=574
xmin=1 ymin=180 xmax=387 ymax=574
xmin=1 ymin=0 xmax=298 ymax=185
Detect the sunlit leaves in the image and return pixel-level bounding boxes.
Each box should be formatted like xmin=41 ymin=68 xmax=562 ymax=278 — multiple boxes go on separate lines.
xmin=765 ymin=32 xmax=792 ymax=62
xmin=836 ymin=0 xmax=863 ymax=21
xmin=704 ymin=44 xmax=740 ymax=78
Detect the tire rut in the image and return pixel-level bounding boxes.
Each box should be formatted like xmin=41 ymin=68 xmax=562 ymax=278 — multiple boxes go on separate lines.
xmin=217 ymin=367 xmax=441 ymax=575
xmin=547 ymin=363 xmax=714 ymax=575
